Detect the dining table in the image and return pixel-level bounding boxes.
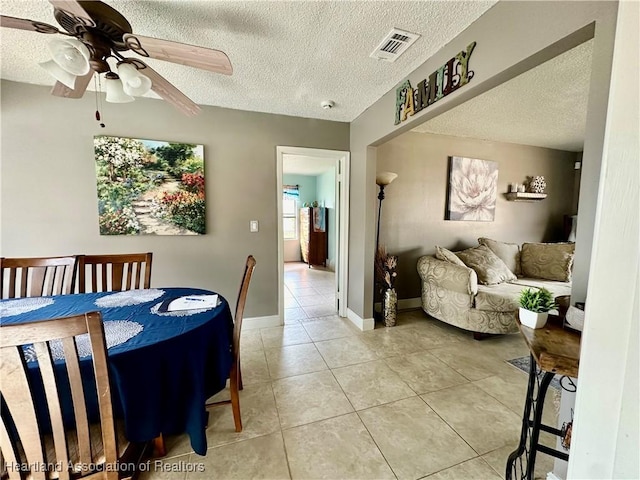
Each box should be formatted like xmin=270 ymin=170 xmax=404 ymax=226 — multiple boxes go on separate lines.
xmin=0 ymin=287 xmax=234 ymax=456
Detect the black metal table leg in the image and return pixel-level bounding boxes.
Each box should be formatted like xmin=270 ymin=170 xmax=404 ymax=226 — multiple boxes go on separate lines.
xmin=506 ymin=353 xmax=556 ymax=480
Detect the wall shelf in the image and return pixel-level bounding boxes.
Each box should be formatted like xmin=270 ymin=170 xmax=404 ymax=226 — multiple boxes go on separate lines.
xmin=505 ymin=192 xmax=547 ymax=202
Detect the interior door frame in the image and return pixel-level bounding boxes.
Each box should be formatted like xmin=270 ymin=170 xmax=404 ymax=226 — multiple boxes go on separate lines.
xmin=276 ymin=146 xmax=350 ymax=322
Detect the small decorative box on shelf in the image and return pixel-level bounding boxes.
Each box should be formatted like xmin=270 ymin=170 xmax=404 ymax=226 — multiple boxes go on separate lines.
xmin=505 ymin=192 xmax=547 ymax=202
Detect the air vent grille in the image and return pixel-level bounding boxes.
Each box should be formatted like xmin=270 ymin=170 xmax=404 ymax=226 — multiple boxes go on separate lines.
xmin=391 ymin=33 xmax=410 ymax=42
xmin=370 ymin=28 xmax=420 ymax=62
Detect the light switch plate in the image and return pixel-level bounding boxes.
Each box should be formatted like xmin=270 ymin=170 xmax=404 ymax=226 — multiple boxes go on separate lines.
xmin=250 ymin=220 xmax=259 ymax=232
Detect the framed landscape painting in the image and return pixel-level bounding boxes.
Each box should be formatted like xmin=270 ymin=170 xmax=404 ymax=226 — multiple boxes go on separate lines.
xmin=446 ymin=156 xmax=498 ymax=221
xmin=94 ymin=136 xmax=205 ymax=235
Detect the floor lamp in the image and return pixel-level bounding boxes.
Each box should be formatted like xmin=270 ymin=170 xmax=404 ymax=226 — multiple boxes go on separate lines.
xmin=375 ymin=171 xmax=398 ymax=253
xmin=374 ymin=171 xmax=397 ymax=320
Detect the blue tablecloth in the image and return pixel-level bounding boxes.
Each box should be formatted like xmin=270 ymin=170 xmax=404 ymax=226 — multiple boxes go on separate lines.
xmin=0 ymin=288 xmax=234 ymax=455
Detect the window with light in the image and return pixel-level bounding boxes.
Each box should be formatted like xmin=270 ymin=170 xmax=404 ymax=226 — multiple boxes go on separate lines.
xmin=283 ymin=185 xmax=299 ymax=240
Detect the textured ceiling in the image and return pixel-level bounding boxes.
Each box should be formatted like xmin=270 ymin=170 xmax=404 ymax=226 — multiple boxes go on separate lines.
xmin=411 ymin=39 xmax=594 ymax=152
xmin=0 ymin=0 xmax=496 ymax=122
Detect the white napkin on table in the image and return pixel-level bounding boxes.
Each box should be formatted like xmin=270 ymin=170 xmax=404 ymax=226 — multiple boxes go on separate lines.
xmin=167 ymin=294 xmax=219 ymax=312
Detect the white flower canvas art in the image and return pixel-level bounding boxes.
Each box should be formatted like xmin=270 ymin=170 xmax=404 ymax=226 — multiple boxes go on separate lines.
xmin=447 ymin=156 xmax=498 ymax=221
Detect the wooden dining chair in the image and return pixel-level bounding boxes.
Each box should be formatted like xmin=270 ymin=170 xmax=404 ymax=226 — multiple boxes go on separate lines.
xmin=0 ymin=255 xmax=78 ymax=299
xmin=78 ymin=253 xmax=153 ymax=293
xmin=0 ymin=312 xmax=127 ymax=480
xmin=206 ymin=255 xmax=256 ymax=432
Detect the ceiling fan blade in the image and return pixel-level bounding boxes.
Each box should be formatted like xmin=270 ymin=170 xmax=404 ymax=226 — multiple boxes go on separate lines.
xmin=48 ymin=0 xmax=95 ymax=27
xmin=123 ymin=34 xmax=232 ymax=75
xmin=123 ymin=59 xmax=201 ymax=116
xmin=0 ymin=14 xmax=61 ymax=34
xmin=51 ymin=71 xmax=93 ymax=99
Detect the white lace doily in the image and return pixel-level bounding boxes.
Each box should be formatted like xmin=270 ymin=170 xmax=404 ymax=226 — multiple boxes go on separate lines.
xmin=150 ymin=301 xmax=213 ymax=317
xmin=0 ymin=297 xmax=55 ymax=318
xmin=23 ymin=320 xmax=144 ymax=362
xmin=95 ymin=289 xmax=164 ymax=308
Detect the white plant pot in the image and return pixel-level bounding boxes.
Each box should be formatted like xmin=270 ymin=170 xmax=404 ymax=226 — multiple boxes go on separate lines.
xmin=519 ymin=308 xmax=549 ymax=329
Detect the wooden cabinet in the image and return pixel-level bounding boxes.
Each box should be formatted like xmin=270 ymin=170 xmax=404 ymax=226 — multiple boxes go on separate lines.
xmin=300 ymin=207 xmax=327 ymax=267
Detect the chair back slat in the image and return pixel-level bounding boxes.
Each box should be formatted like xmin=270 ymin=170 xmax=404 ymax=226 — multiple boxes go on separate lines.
xmin=78 ymin=253 xmax=152 ymax=293
xmin=0 ymin=256 xmax=78 ymax=299
xmin=125 ymin=264 xmax=134 ymax=291
xmin=8 ymin=269 xmax=18 ymax=298
xmin=0 ymin=312 xmax=119 ymax=480
xmin=113 ymin=263 xmax=125 ymax=291
xmin=29 ymin=268 xmax=46 ymax=296
xmin=85 ymin=315 xmax=118 ymax=467
xmin=99 ymin=264 xmax=106 ymax=292
xmin=1 ymin=347 xmax=47 ymax=480
xmin=61 ymin=337 xmax=92 ymax=466
xmin=0 ymin=418 xmax=21 ymax=480
xmin=33 ymin=342 xmax=71 ymax=480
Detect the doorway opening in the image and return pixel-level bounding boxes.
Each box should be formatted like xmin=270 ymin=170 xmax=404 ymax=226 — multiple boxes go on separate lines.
xmin=276 ymin=146 xmax=350 ymax=324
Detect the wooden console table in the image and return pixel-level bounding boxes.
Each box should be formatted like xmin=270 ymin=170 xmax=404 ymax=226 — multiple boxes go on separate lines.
xmin=506 ymin=317 xmax=581 ymax=480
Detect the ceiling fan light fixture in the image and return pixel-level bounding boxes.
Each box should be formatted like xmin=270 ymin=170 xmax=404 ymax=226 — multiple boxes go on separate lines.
xmin=117 ymin=62 xmax=152 ymax=97
xmin=39 ymin=59 xmax=77 ymax=89
xmin=48 ymin=38 xmax=91 ymax=75
xmin=105 ymin=72 xmax=134 ymax=103
xmin=2 ymin=0 xmax=232 ymax=116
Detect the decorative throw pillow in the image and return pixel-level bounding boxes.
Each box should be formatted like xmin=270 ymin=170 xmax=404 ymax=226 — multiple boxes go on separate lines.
xmin=435 ymin=246 xmax=467 ymax=267
xmin=455 ymin=245 xmax=517 ymax=285
xmin=478 ymin=237 xmax=522 ymax=276
xmin=521 ymin=242 xmax=575 ymax=282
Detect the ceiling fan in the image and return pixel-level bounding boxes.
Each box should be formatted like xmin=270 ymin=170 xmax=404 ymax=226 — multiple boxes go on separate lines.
xmin=0 ymin=0 xmax=233 ymax=116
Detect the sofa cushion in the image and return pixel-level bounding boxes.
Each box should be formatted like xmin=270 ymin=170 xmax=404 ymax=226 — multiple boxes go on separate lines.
xmin=510 ymin=278 xmax=572 ymax=299
xmin=478 ymin=237 xmax=521 ymax=275
xmin=455 ymin=245 xmax=517 ymax=285
xmin=418 ymin=255 xmax=478 ymax=296
xmin=521 ymin=242 xmax=575 ymax=282
xmin=475 ymin=282 xmax=524 ymax=312
xmin=435 ymin=246 xmax=467 ymax=267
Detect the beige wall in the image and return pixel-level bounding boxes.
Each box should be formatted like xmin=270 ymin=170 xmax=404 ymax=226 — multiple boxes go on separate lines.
xmin=0 ymin=80 xmax=349 ymax=319
xmin=377 ymin=131 xmax=577 ymax=299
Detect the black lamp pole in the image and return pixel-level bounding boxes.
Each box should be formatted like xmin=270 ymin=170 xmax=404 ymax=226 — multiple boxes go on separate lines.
xmin=374 ymin=183 xmax=388 ymax=320
xmin=375 ymin=184 xmax=387 ymax=254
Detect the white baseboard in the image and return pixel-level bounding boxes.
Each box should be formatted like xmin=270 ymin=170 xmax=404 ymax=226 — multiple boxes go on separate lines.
xmin=398 ymin=297 xmax=421 ymax=310
xmin=546 ymin=472 xmax=563 ymax=480
xmin=245 ymin=306 xmax=386 ymax=332
xmin=346 ymin=308 xmax=374 ymax=331
xmin=243 ymin=315 xmax=281 ymax=330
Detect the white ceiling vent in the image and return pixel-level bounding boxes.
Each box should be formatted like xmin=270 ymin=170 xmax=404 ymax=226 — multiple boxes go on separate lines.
xmin=370 ymin=28 xmax=420 ymax=62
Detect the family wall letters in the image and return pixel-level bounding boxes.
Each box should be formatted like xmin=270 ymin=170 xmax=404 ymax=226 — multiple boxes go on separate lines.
xmin=395 ymin=41 xmax=476 ymax=125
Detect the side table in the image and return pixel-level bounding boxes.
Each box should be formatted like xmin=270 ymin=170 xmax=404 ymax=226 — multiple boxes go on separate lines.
xmin=506 ymin=317 xmax=581 ymax=480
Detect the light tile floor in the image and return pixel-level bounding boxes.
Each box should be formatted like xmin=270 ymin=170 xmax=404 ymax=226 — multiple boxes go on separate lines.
xmin=142 ymin=262 xmax=561 ymax=480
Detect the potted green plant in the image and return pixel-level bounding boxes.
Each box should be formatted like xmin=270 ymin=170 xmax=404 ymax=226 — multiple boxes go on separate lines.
xmin=518 ymin=287 xmax=556 ymax=329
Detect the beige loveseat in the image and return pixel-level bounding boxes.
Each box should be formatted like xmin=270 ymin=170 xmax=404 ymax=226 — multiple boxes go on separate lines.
xmin=417 ymin=238 xmax=574 ymax=337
